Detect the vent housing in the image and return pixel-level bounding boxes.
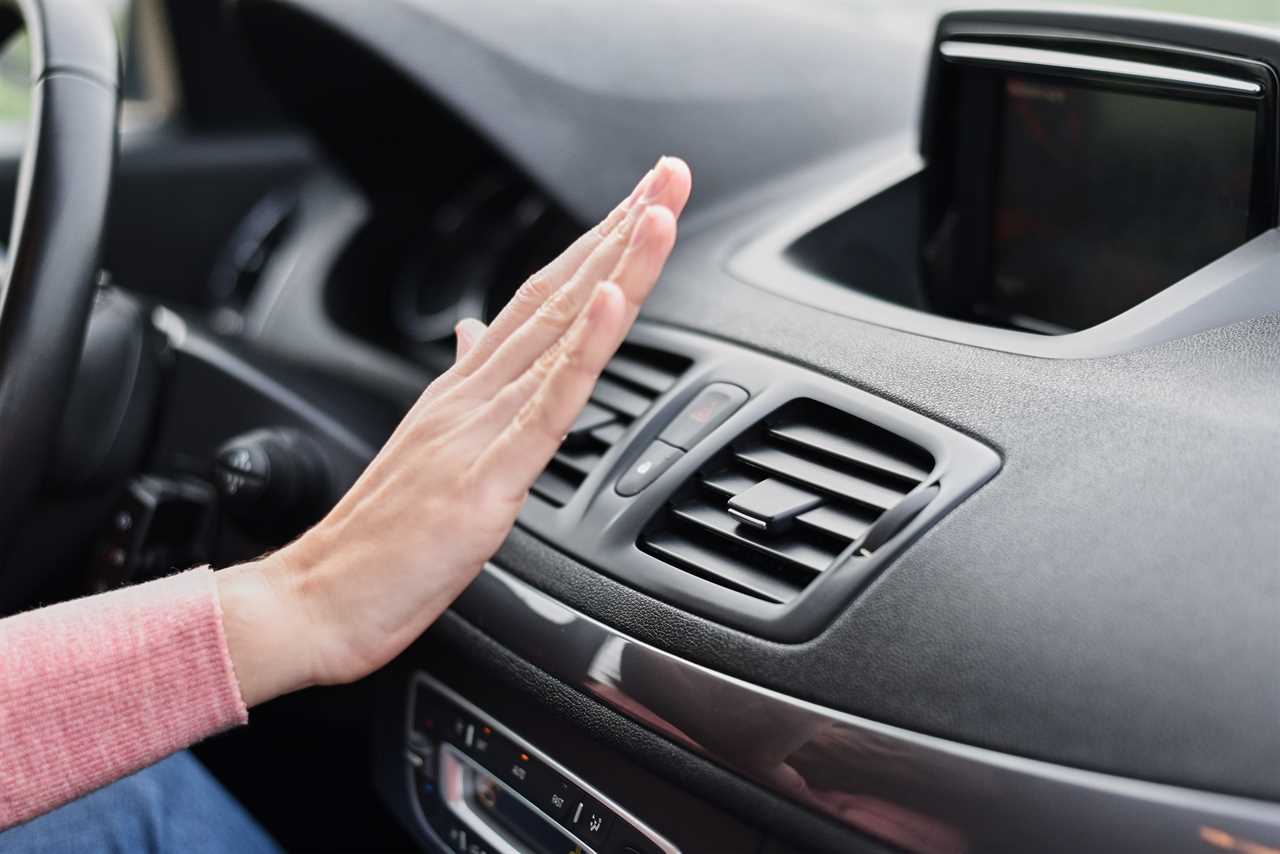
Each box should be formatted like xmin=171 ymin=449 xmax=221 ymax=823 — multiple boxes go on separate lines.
xmin=640 ymin=399 xmax=935 ymax=604
xmin=531 ymin=344 xmax=690 ymax=507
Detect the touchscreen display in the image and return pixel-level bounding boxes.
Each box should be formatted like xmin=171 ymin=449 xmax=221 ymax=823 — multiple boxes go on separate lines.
xmin=990 ymin=74 xmax=1257 ymax=331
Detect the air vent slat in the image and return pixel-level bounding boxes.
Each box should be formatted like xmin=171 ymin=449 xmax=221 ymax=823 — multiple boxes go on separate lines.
xmin=734 ymin=443 xmax=908 ymax=511
xmin=553 ymin=445 xmax=604 ymax=478
xmin=568 ymin=402 xmax=617 ymax=441
xmin=591 ymin=377 xmax=652 ymax=419
xmin=530 ymin=343 xmax=690 ymax=508
xmin=768 ymin=423 xmax=930 ymax=483
xmin=796 ymin=504 xmax=875 ymax=542
xmin=701 ymin=468 xmax=761 ymax=499
xmin=641 ymin=531 xmax=802 ymax=604
xmin=591 ymin=422 xmax=628 ymax=445
xmin=639 ymin=398 xmax=941 ymax=608
xmin=531 ymin=467 xmax=579 ymax=507
xmin=603 ymin=352 xmax=680 ymax=395
xmin=671 ymin=500 xmax=836 ymax=574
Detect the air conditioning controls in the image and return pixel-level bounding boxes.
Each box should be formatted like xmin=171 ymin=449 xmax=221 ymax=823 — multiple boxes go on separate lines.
xmin=409 ymin=674 xmax=677 ymax=854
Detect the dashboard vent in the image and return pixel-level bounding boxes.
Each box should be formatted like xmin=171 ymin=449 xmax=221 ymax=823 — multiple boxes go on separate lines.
xmin=531 ymin=344 xmax=690 ymax=507
xmin=640 ymin=400 xmax=935 ymax=604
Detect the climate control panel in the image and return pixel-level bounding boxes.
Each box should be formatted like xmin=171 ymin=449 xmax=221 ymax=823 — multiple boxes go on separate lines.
xmin=406 ymin=674 xmax=677 ymax=854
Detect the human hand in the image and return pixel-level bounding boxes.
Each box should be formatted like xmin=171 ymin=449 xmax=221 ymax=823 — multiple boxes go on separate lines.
xmin=217 ymin=157 xmax=692 ymax=706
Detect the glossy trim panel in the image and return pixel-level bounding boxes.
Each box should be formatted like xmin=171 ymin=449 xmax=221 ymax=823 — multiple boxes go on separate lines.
xmin=938 ymin=40 xmax=1262 ymax=93
xmin=454 ymin=563 xmax=1280 ymax=854
xmin=414 ymin=673 xmax=680 ymax=854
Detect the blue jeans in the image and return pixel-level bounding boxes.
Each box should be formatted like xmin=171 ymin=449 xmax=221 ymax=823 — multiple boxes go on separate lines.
xmin=0 ymin=751 xmax=281 ymax=853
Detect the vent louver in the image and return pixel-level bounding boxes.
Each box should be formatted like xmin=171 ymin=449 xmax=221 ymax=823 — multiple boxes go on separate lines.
xmin=531 ymin=344 xmax=690 ymax=507
xmin=639 ymin=400 xmax=935 ymax=604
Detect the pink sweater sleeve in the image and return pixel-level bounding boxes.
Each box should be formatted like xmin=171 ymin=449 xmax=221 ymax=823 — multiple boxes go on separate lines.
xmin=0 ymin=567 xmax=248 ymax=829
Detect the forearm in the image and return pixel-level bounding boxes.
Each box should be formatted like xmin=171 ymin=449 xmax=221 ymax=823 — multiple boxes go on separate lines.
xmin=0 ymin=568 xmax=246 ymax=830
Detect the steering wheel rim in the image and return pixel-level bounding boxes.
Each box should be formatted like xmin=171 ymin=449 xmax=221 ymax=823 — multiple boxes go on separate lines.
xmin=0 ymin=0 xmax=117 ymax=566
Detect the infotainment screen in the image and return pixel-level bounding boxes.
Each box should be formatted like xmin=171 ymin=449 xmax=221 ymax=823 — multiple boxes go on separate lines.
xmin=987 ymin=74 xmax=1258 ymax=330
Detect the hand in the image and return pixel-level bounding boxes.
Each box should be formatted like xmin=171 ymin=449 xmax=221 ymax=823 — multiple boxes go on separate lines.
xmin=217 ymin=157 xmax=693 ymax=706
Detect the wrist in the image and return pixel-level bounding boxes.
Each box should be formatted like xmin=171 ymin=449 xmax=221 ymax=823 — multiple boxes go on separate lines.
xmin=216 ymin=552 xmax=319 ymax=707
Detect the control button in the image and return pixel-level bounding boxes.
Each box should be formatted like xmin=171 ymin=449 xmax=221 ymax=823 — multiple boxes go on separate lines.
xmin=213 ymin=443 xmax=269 ymax=502
xmin=467 ymin=724 xmax=502 ymax=764
xmin=410 ymin=745 xmax=441 ymax=821
xmin=444 ymin=820 xmax=467 ymax=852
xmin=606 ymin=823 xmax=664 ymax=854
xmin=540 ymin=777 xmax=578 ymax=820
xmin=447 ymin=711 xmax=473 ymax=744
xmin=501 ymin=746 xmax=547 ymax=798
xmin=570 ymin=794 xmax=615 ymax=848
xmin=659 ymin=382 xmax=749 ymax=450
xmin=411 ymin=684 xmax=450 ymax=740
xmin=616 ymin=440 xmax=682 ymax=497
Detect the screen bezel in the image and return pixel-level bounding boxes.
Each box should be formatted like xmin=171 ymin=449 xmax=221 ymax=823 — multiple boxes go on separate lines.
xmin=921 ymin=31 xmax=1279 ymax=333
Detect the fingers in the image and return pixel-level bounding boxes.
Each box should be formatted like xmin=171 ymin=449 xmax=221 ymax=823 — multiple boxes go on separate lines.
xmin=471 ymin=281 xmax=629 ymax=494
xmin=464 ymin=204 xmax=678 ymax=396
xmin=454 ymin=318 xmax=487 ymax=362
xmin=441 ymin=157 xmax=691 ymax=389
xmin=604 ymin=205 xmax=679 ymax=318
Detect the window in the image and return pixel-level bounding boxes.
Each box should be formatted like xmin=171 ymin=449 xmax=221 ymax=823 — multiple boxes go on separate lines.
xmin=0 ymin=0 xmax=177 ymax=130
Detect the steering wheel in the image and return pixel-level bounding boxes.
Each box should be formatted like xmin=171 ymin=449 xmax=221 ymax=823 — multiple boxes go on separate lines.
xmin=0 ymin=0 xmax=117 ymax=563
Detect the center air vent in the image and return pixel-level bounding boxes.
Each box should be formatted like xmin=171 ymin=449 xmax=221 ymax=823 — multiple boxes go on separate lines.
xmin=531 ymin=344 xmax=690 ymax=507
xmin=640 ymin=400 xmax=936 ymax=604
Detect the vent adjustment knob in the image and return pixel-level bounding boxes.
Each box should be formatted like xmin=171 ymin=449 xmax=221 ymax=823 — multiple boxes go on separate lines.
xmin=727 ymin=478 xmax=823 ymax=535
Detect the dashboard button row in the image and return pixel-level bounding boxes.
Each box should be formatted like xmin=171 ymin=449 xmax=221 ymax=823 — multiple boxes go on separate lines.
xmin=410 ymin=676 xmax=672 ymax=854
xmin=615 ymin=383 xmax=750 ymax=497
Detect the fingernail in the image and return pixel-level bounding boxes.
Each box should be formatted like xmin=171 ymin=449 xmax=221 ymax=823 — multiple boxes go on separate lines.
xmin=630 ymin=205 xmax=672 ymax=247
xmin=641 ymin=158 xmax=672 ymax=202
xmin=589 ymin=281 xmax=621 ymax=319
xmin=455 ymin=318 xmax=484 ymax=347
xmin=627 ymin=169 xmax=654 ymax=206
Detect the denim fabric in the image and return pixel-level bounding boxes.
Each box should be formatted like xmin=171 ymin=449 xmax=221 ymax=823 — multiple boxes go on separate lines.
xmin=0 ymin=751 xmax=280 ymax=854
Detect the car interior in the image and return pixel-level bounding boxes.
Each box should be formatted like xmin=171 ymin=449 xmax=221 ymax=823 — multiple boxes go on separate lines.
xmin=1 ymin=0 xmax=1278 ymax=851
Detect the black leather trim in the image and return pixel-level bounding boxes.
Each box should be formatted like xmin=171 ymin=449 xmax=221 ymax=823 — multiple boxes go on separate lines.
xmin=0 ymin=0 xmax=118 ymax=563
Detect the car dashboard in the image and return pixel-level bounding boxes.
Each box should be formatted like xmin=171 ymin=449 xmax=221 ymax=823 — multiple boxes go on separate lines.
xmin=217 ymin=2 xmax=1280 ymax=852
